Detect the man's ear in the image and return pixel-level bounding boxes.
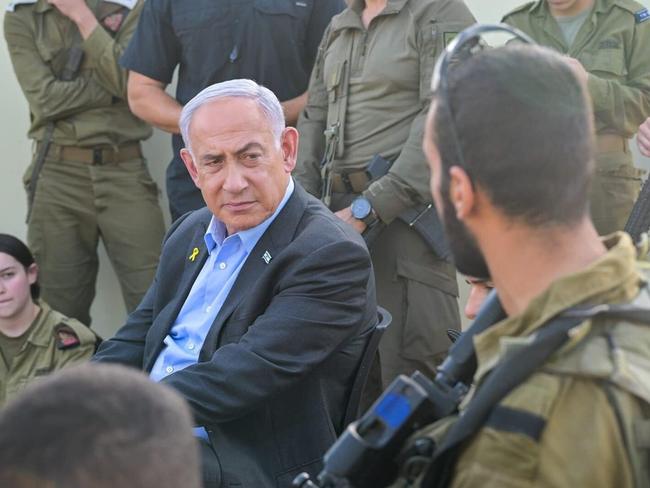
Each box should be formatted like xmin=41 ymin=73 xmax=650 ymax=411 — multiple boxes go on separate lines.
xmin=280 ymin=127 xmax=298 ymax=173
xmin=448 ymin=166 xmax=475 ymax=220
xmin=180 ymin=148 xmax=200 ymax=188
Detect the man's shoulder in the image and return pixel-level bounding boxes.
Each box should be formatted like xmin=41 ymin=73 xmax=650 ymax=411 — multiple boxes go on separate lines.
xmin=609 ymin=0 xmax=649 ymax=19
xmin=160 ymin=207 xmax=211 ymax=254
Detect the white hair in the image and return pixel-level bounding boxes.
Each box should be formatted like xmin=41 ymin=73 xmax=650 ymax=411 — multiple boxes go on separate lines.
xmin=179 ymin=79 xmax=285 ymax=153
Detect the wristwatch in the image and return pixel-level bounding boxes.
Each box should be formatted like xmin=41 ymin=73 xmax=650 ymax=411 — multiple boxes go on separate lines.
xmin=351 ymin=196 xmax=378 ymax=226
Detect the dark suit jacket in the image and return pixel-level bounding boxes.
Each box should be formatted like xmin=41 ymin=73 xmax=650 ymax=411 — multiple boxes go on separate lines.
xmin=94 ymin=183 xmax=377 ymax=487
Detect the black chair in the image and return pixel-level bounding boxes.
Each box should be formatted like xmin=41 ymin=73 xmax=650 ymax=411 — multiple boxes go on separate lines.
xmin=342 ymin=306 xmax=392 ymax=429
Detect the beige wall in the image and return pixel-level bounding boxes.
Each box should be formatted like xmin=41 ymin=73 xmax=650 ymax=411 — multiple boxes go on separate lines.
xmin=1 ymin=0 xmax=649 ymax=337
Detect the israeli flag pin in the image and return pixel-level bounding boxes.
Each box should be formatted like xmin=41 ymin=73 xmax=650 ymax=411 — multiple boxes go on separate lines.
xmin=262 ymin=250 xmax=272 ymax=264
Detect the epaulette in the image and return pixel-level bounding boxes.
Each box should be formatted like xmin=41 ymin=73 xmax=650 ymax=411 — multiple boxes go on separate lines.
xmin=612 ymin=0 xmax=649 ymax=20
xmin=6 ymin=0 xmax=36 ymax=12
xmin=501 ymin=1 xmax=538 ymax=21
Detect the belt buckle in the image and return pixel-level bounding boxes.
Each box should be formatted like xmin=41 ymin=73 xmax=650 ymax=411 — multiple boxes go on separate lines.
xmin=92 ymin=148 xmax=103 ymax=165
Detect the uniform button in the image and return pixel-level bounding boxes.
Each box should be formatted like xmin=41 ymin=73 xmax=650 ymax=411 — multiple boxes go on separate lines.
xmin=166 ymin=366 xmax=174 ymax=374
xmin=188 ymin=343 xmax=195 ymax=350
xmin=219 ymin=262 xmax=227 ymax=270
xmin=206 ymin=305 xmax=212 ymax=313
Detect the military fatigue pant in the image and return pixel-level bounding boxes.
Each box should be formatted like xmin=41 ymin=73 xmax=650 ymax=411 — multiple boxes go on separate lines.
xmin=590 ymin=148 xmax=644 ymax=236
xmin=331 ymin=194 xmax=461 ymax=389
xmin=24 ymin=150 xmax=166 ymax=326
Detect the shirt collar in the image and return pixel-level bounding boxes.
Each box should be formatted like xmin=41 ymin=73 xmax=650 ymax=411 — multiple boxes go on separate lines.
xmin=204 ymin=177 xmax=295 ymax=255
xmin=333 ymin=0 xmax=408 ymax=33
xmin=473 ymin=232 xmax=644 ymax=382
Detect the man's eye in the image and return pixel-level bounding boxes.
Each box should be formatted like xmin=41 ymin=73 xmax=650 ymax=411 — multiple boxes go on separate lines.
xmin=243 ymin=153 xmax=261 ymax=161
xmin=0 ymin=272 xmax=14 ymax=279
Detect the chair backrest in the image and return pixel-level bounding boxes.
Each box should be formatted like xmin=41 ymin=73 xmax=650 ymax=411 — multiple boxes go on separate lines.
xmin=341 ymin=306 xmax=392 ymax=429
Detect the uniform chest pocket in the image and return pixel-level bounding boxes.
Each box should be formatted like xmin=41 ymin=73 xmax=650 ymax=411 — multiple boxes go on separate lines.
xmin=581 ymin=49 xmax=627 ymax=78
xmin=253 ymin=0 xmax=300 ymax=17
xmin=252 ymin=0 xmax=308 ymax=57
xmin=325 ymin=60 xmax=347 ymax=104
xmin=34 ymin=12 xmax=69 ymax=70
xmin=173 ymin=4 xmax=233 ymax=77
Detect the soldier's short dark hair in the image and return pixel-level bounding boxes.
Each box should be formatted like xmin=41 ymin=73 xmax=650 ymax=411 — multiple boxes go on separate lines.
xmin=0 ymin=233 xmax=40 ymax=299
xmin=0 ymin=364 xmax=201 ymax=488
xmin=432 ymin=45 xmax=595 ymax=226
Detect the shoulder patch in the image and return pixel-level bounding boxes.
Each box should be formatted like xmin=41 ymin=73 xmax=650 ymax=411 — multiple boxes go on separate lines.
xmin=6 ymin=0 xmax=37 ymax=12
xmin=501 ymin=1 xmax=537 ymax=21
xmin=54 ymin=324 xmax=81 ymax=350
xmin=635 ymin=8 xmax=649 ymax=23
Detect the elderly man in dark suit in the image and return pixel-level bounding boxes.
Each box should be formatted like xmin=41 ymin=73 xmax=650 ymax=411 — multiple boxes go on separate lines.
xmin=93 ymin=79 xmax=377 ymax=488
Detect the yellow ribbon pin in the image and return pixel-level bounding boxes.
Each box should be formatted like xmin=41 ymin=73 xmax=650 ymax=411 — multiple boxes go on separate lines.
xmin=189 ymin=247 xmax=199 ymax=262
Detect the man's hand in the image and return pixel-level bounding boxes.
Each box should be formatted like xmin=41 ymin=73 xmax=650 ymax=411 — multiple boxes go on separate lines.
xmin=335 ymin=207 xmax=367 ymax=234
xmin=638 ymin=117 xmax=650 ymax=158
xmin=48 ymin=0 xmax=98 ymax=39
xmin=564 ymin=57 xmax=589 ymax=85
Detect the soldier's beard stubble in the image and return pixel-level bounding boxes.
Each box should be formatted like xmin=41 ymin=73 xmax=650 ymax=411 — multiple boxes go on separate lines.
xmin=439 ymin=182 xmax=491 ymax=281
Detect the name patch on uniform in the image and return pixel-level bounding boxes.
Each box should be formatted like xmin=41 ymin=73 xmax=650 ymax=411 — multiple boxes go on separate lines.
xmin=635 ymin=8 xmax=649 ymax=24
xmin=598 ymin=39 xmax=620 ymax=50
xmin=6 ymin=0 xmax=36 ymax=12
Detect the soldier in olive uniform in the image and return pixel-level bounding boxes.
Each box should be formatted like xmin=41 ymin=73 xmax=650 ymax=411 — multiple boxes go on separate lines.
xmin=0 ymin=234 xmax=97 ymax=407
xmin=295 ymin=0 xmax=476 ymax=387
xmin=4 ymin=0 xmax=165 ymax=326
xmin=388 ymin=44 xmax=650 ymax=488
xmin=502 ymin=0 xmax=650 ymax=235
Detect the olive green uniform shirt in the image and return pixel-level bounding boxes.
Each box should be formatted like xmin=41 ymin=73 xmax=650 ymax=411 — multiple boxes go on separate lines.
xmin=295 ymin=0 xmax=476 ymax=223
xmin=0 ymin=301 xmax=97 ymax=407
xmin=503 ymin=0 xmax=650 ymax=140
xmin=392 ymin=234 xmax=649 ymax=487
xmin=3 ymin=0 xmax=151 ymax=147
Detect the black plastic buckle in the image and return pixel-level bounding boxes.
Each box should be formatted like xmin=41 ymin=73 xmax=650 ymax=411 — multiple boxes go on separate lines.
xmin=92 ymin=148 xmax=103 ymax=165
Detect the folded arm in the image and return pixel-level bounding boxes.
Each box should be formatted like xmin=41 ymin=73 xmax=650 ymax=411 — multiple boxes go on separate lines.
xmin=161 ymin=238 xmax=372 ymax=425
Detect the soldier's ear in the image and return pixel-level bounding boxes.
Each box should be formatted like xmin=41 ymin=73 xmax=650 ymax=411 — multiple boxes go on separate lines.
xmin=448 ymin=165 xmax=474 ymax=220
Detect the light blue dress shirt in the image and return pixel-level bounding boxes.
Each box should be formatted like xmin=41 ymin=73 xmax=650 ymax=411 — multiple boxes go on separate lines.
xmin=150 ymin=178 xmax=295 ymax=439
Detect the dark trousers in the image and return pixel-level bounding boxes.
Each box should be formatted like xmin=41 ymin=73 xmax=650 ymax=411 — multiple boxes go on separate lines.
xmin=199 ymin=439 xmax=221 ymax=488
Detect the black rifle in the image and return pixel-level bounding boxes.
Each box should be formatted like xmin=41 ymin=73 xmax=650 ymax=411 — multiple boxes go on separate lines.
xmin=293 ymin=291 xmax=506 ymax=488
xmin=25 ymin=40 xmax=85 ymax=222
xmin=625 ymin=176 xmax=650 ymax=244
xmin=294 ymin=292 xmax=650 ymax=488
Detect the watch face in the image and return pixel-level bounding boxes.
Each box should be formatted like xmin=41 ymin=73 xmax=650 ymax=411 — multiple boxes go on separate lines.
xmin=351 ymin=197 xmax=372 ymax=220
